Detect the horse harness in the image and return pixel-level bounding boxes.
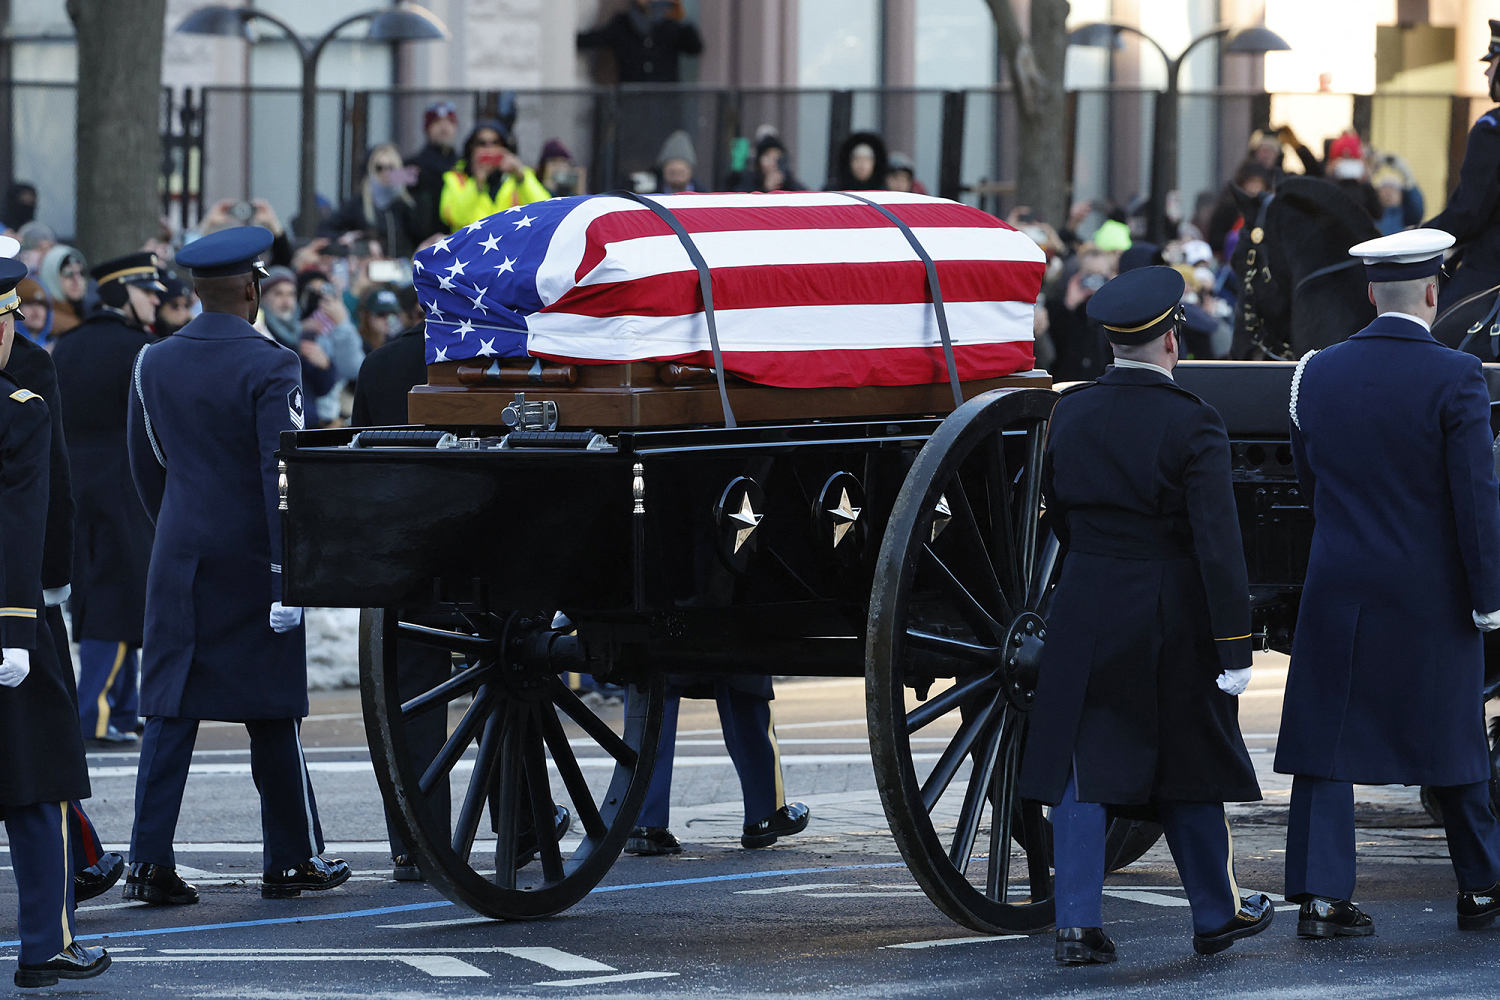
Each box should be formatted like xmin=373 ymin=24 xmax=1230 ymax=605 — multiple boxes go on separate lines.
xmin=1237 ymin=192 xmax=1363 ymax=361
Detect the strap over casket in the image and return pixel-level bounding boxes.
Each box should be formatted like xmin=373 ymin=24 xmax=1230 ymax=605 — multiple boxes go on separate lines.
xmin=413 ymin=191 xmax=1045 ymax=389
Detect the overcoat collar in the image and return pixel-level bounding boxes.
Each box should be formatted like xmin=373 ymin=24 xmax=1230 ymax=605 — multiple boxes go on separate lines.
xmin=1097 ymin=364 xmax=1176 ymax=388
xmin=173 ymin=310 xmax=266 ymax=342
xmin=1349 ymin=313 xmax=1438 ymax=344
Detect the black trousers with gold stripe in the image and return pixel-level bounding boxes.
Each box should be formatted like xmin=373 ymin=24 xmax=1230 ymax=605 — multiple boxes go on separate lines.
xmin=5 ymin=801 xmax=76 ymax=964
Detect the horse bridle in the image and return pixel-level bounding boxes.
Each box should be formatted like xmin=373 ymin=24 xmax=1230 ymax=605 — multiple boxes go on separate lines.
xmin=1237 ymin=191 xmax=1362 ymax=360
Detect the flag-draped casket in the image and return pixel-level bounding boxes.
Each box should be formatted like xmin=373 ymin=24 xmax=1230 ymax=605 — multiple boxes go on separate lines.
xmin=413 ymin=191 xmax=1045 ymax=390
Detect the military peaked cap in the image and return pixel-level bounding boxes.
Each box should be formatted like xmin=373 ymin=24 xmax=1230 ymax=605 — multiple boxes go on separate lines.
xmin=0 ymin=257 xmax=27 ymax=321
xmin=1348 ymin=228 xmax=1454 ymax=282
xmin=1085 ymin=265 xmax=1185 ymax=346
xmin=1484 ymin=19 xmax=1500 ymax=61
xmin=92 ymin=251 xmax=166 ymax=293
xmin=175 ymin=226 xmax=275 ymax=279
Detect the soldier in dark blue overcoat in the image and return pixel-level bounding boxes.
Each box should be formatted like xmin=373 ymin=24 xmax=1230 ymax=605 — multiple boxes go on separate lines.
xmin=0 ymin=258 xmax=111 ymax=987
xmin=1277 ymin=229 xmax=1500 ymax=937
xmin=50 ymin=252 xmax=163 ymax=744
xmin=1018 ymin=266 xmax=1272 ymax=964
xmin=121 ymin=227 xmax=349 ymax=905
xmin=1426 ymin=20 xmax=1500 ymax=314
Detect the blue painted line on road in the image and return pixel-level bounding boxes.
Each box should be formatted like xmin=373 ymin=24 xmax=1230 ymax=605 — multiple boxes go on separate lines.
xmin=0 ymin=861 xmax=912 ymax=948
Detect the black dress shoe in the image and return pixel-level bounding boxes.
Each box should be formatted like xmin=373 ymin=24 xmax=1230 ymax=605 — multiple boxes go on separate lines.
xmin=742 ymin=802 xmax=810 ymax=849
xmin=391 ymin=854 xmax=424 ymax=882
xmin=625 ymin=826 xmax=683 ymax=856
xmin=1055 ymin=926 xmax=1117 ymax=965
xmin=1458 ymin=882 xmax=1500 ymax=930
xmin=1297 ymin=896 xmax=1375 ymax=938
xmin=84 ymin=725 xmax=138 ymax=749
xmin=14 ymin=942 xmax=110 ymax=988
xmin=122 ymin=862 xmax=199 ymax=905
xmin=514 ymin=804 xmax=573 ymax=869
xmin=75 ymin=851 xmax=126 ymax=902
xmin=1193 ymin=892 xmax=1275 ymax=954
xmin=261 ymin=856 xmax=351 ymax=899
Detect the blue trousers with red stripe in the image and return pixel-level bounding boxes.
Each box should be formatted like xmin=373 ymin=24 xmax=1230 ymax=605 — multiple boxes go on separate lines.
xmin=130 ymin=717 xmax=324 ymax=874
xmin=77 ymin=640 xmax=139 ymax=739
xmin=5 ymin=801 xmax=76 ymax=964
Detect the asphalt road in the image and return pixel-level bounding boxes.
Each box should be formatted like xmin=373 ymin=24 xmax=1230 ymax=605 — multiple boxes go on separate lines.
xmin=3 ymin=654 xmax=1498 ymax=999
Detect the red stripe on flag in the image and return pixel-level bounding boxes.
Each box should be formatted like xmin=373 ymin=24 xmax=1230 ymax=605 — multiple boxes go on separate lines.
xmin=531 ymin=340 xmax=1036 ymax=389
xmin=544 ymin=259 xmax=1045 ymax=318
xmin=574 ymin=201 xmax=1015 ymax=282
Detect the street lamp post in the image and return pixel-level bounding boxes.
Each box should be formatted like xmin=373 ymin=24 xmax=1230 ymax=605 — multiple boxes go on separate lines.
xmin=177 ymin=3 xmax=448 ymax=236
xmin=1068 ymin=23 xmax=1291 ymax=244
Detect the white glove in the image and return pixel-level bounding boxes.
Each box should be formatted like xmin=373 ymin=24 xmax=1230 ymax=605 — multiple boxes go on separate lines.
xmin=0 ymin=648 xmax=31 ymax=687
xmin=269 ymin=602 xmax=303 ymax=633
xmin=1474 ymin=610 xmax=1500 ymax=632
xmin=43 ymin=584 xmax=71 ymax=607
xmin=1216 ymin=667 xmax=1252 ymax=696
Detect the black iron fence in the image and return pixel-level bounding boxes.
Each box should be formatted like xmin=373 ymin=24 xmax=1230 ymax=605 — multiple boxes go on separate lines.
xmin=2 ymin=80 xmax=1486 ymax=244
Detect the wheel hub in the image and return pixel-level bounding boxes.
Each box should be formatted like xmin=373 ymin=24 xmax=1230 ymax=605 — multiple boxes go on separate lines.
xmin=1002 ymin=611 xmax=1045 ymax=707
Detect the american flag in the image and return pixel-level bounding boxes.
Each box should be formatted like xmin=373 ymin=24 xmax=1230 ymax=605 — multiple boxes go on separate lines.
xmin=414 ymin=191 xmax=1045 ymax=388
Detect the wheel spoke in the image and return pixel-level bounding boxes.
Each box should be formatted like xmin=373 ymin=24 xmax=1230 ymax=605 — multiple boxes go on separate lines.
xmin=400 ymin=660 xmax=489 ymax=719
xmin=549 ymin=676 xmax=637 ymax=766
xmin=949 ymin=707 xmax=1005 ymax=872
xmin=906 ymin=672 xmax=999 ymax=735
xmin=1027 ymin=529 xmax=1060 ymax=613
xmin=490 ymin=707 xmax=523 ymax=891
xmin=986 ymin=710 xmax=1022 ymax=901
xmin=395 ymin=620 xmax=496 ymax=656
xmin=418 ymin=687 xmax=494 ymax=797
xmin=520 ymin=707 xmax=566 ymax=884
xmin=943 ymin=479 xmax=1015 ymax=623
xmin=452 ymin=699 xmax=506 ymax=863
xmin=921 ymin=694 xmax=1000 ymax=813
xmin=920 ymin=544 xmax=1003 ymax=644
xmin=539 ymin=701 xmax=606 ymax=840
xmin=984 ymin=433 xmax=1023 ymax=601
xmin=904 ymin=628 xmax=1000 ymax=669
xmin=1016 ymin=422 xmax=1047 ymax=592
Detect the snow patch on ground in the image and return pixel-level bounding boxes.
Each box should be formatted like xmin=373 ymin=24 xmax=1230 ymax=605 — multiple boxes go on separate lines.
xmin=305 ymin=607 xmax=362 ymax=691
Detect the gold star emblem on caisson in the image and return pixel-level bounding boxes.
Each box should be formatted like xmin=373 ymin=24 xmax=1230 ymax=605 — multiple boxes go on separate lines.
xmin=931 ymin=494 xmax=952 ymax=542
xmin=827 ymin=487 xmax=862 ymax=548
xmin=730 ymin=493 xmax=763 ymax=553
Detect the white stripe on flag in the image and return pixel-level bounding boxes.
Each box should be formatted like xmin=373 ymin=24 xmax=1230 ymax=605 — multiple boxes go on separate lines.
xmin=525 ymin=299 xmax=1036 ymax=361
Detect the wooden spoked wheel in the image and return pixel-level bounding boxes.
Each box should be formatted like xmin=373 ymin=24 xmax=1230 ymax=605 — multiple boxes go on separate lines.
xmin=362 ymin=607 xmax=663 ymax=919
xmin=867 ymin=387 xmax=1160 ymax=935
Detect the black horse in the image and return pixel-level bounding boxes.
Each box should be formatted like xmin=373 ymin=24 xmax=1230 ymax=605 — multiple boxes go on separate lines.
xmin=1229 ymin=175 xmax=1500 ymax=361
xmin=1228 ymin=176 xmax=1376 ymax=360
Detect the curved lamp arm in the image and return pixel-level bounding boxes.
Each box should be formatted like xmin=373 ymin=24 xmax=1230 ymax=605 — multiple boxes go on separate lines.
xmin=235 ymin=7 xmax=310 ymax=59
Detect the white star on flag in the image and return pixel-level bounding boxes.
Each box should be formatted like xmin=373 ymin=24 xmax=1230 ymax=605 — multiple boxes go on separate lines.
xmin=477 ymin=337 xmax=498 ymax=357
xmin=463 ymin=219 xmax=486 ymax=233
xmin=433 ymin=345 xmax=449 ymax=362
xmin=424 ymin=300 xmax=444 ymax=321
xmin=504 ymin=205 xmax=520 ymax=212
xmin=431 ymin=234 xmax=452 ymax=253
xmin=454 ymin=318 xmax=474 ymax=339
xmin=437 ymin=274 xmax=456 ymax=291
xmin=444 ymin=258 xmax=467 ymax=277
xmin=495 ymin=257 xmax=516 ymax=275
xmin=512 ymin=214 xmax=534 ymax=229
xmin=478 ymin=233 xmax=502 ymax=254
xmin=412 ymin=258 xmax=425 ymax=273
xmin=469 ymin=288 xmax=489 ymax=314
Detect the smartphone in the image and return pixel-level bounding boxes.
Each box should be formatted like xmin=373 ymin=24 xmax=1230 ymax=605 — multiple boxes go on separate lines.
xmin=346 ymin=239 xmax=373 ymax=258
xmin=368 ymin=258 xmax=413 ymax=286
xmin=475 ymin=149 xmax=506 ymax=171
xmin=231 ymin=201 xmax=254 ymax=223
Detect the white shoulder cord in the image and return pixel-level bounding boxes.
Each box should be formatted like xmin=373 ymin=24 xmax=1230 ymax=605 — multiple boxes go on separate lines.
xmin=1289 ymin=348 xmax=1319 ymax=430
xmin=132 ymin=345 xmax=166 ymax=468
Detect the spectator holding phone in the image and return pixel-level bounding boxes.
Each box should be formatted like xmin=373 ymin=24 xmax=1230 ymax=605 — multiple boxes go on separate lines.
xmin=321 ymin=144 xmax=424 ymax=258
xmin=537 ymin=138 xmax=586 ymax=198
xmin=439 ymin=121 xmax=551 ymax=233
xmin=294 ymin=271 xmax=364 ymax=426
xmin=254 ymin=267 xmax=336 ymax=424
xmin=409 ymin=101 xmax=461 ymax=241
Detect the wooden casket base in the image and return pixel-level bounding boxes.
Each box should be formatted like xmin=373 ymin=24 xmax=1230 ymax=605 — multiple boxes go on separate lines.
xmin=408 ymin=360 xmax=1052 ymax=429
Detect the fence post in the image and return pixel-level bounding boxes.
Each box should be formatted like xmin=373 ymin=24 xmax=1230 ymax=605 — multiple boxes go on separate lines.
xmin=826 ymin=90 xmax=853 ymax=187
xmin=349 ymin=90 xmax=370 ymax=198
xmin=590 ymin=87 xmax=618 ymax=193
xmin=160 ymin=87 xmax=175 ymax=225
xmin=1351 ymin=94 xmax=1372 ymax=142
xmin=938 ymin=90 xmax=966 ymax=202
